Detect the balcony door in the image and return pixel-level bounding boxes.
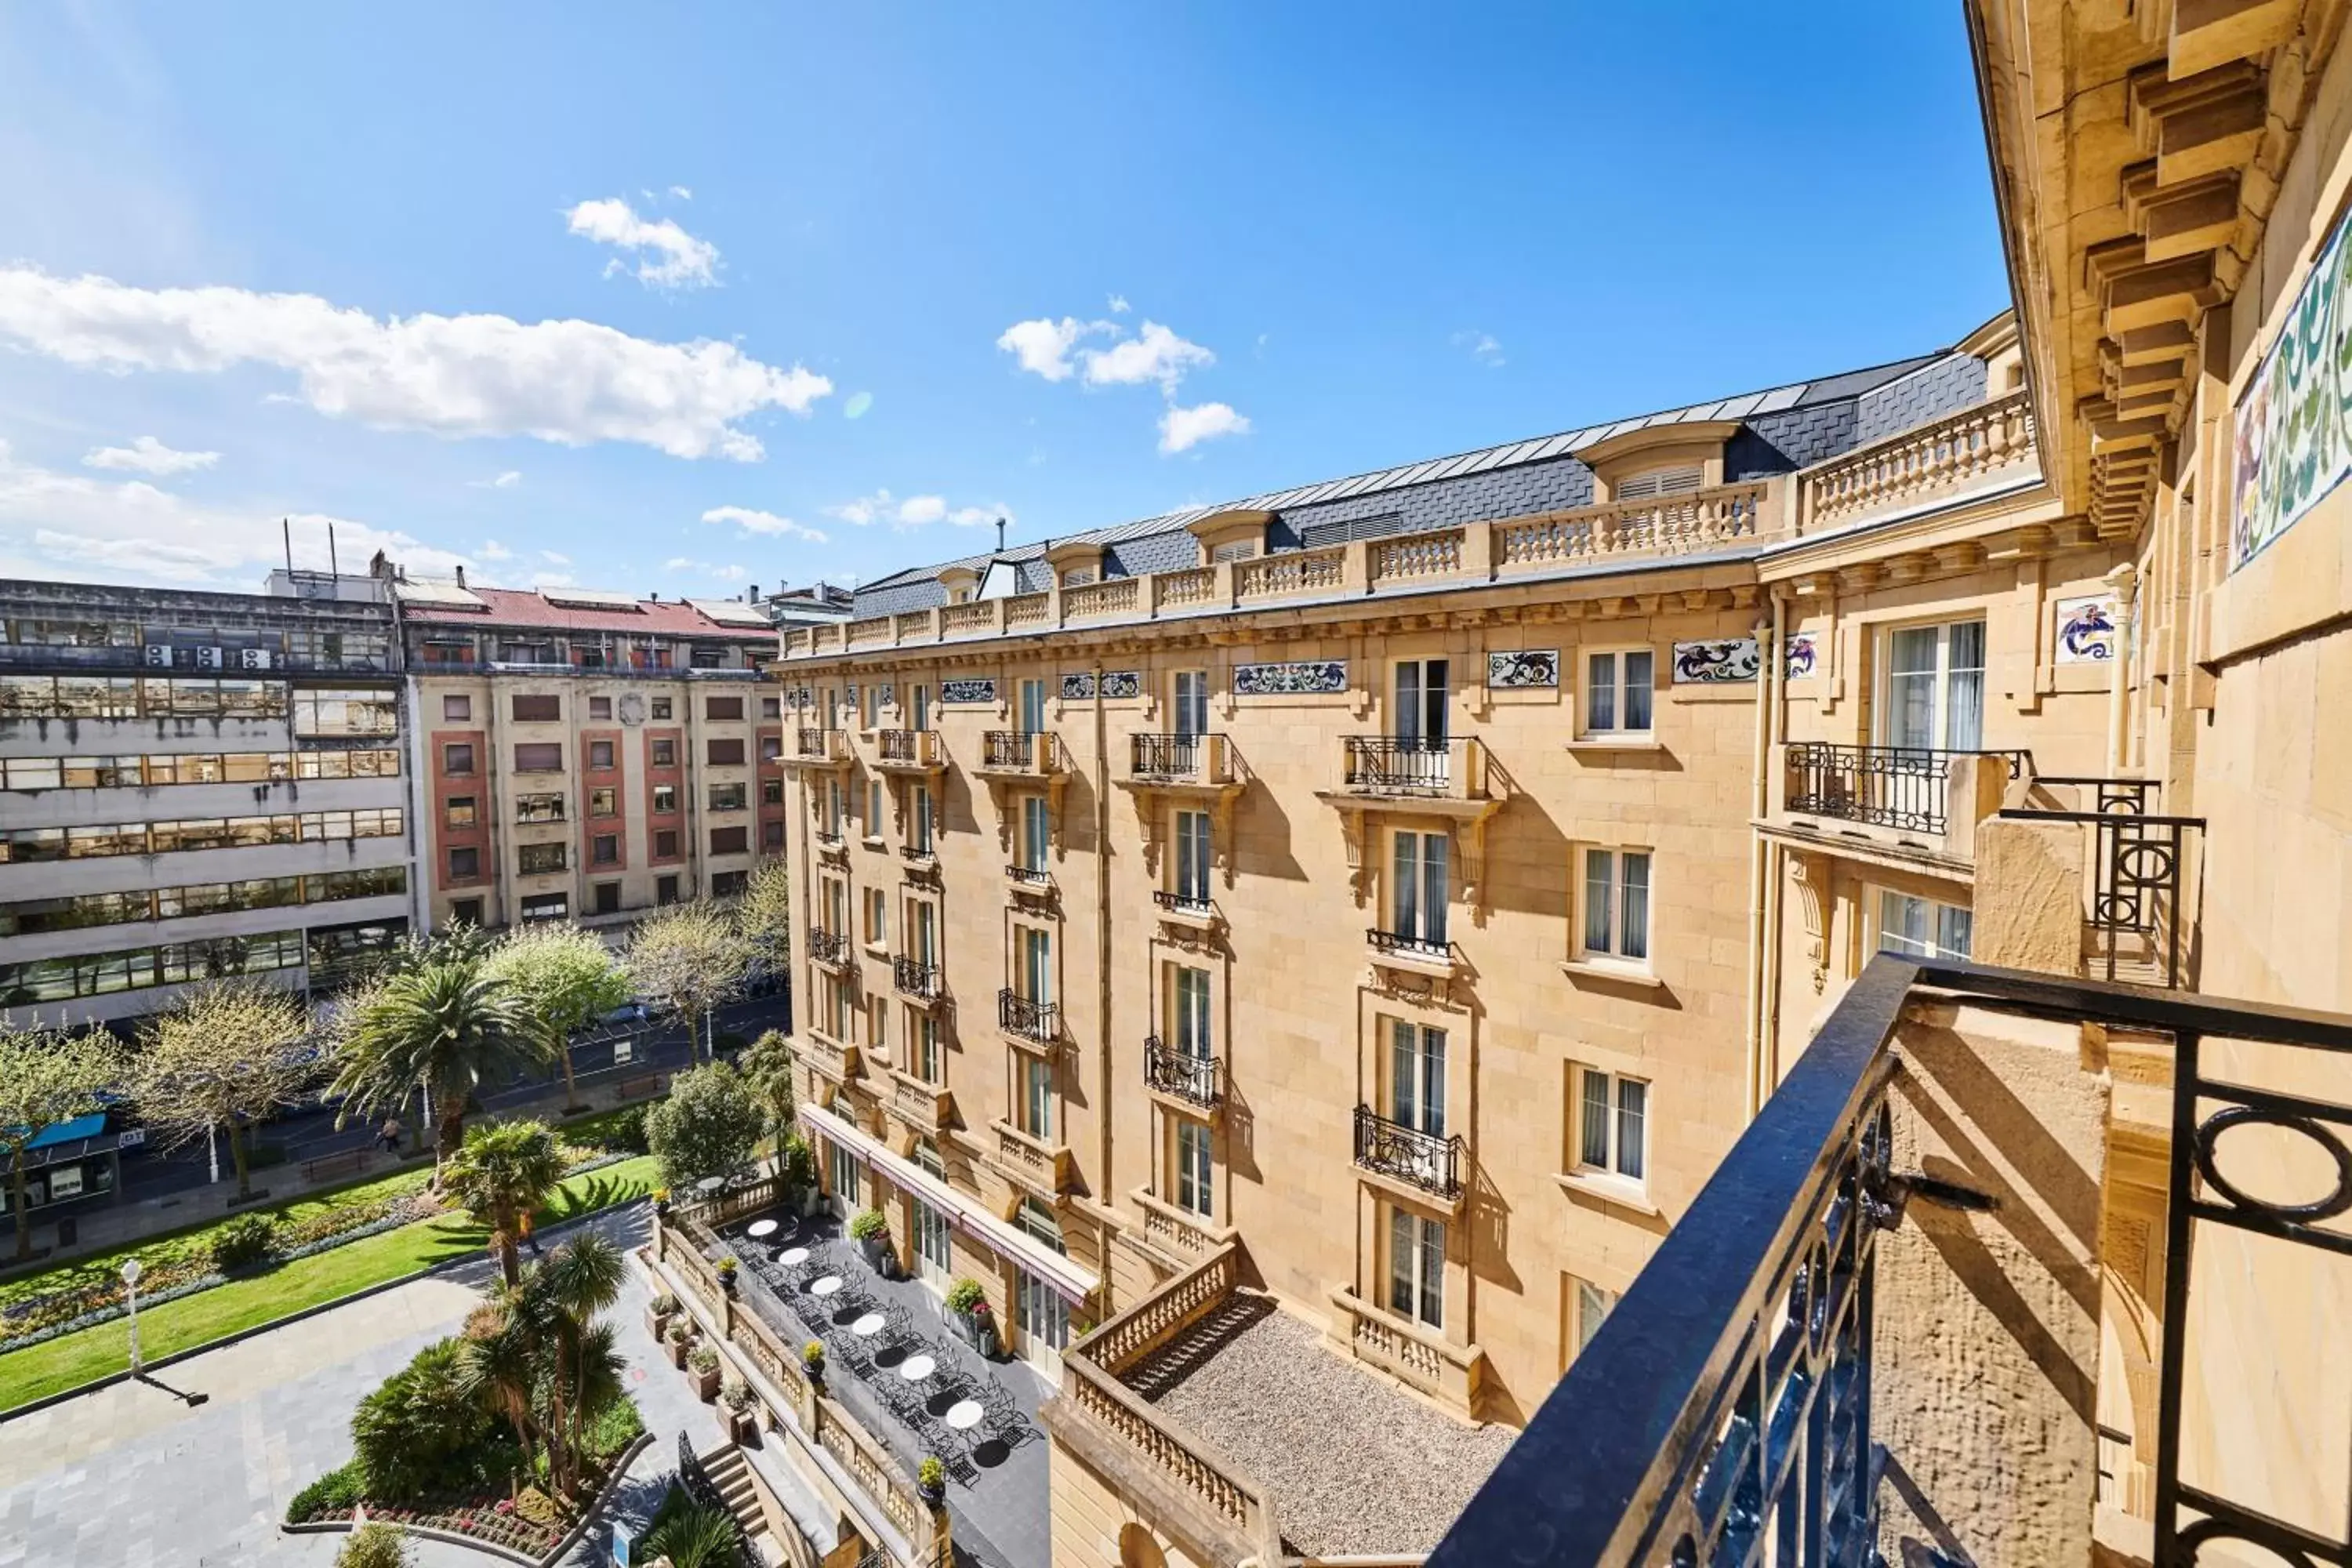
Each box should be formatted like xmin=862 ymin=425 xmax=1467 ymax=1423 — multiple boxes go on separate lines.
xmin=1021 ymin=795 xmax=1051 ymax=874
xmin=1882 ymin=619 xmax=1984 ymax=751
xmin=1392 ymin=830 xmax=1450 ymax=949
xmin=1015 ymin=1269 xmax=1069 ymax=1371
xmin=1018 ymin=677 xmax=1047 ymax=735
xmin=1174 ymin=808 xmax=1212 ymax=905
xmin=913 ymin=900 xmax=938 ymax=967
xmin=909 ymin=683 xmax=930 ymax=731
xmin=912 ymin=1199 xmax=952 ymax=1288
xmin=1395 ymin=659 xmax=1450 ymax=749
xmin=1171 ymin=966 xmax=1212 ymax=1062
xmin=1018 ymin=925 xmax=1052 ymax=1005
xmin=1388 ymin=1018 xmax=1446 ymax=1138
xmin=1172 ymin=670 xmax=1210 ymax=739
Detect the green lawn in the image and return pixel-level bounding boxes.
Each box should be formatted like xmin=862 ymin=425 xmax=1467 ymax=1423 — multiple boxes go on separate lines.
xmin=0 ymin=1154 xmax=659 ymax=1414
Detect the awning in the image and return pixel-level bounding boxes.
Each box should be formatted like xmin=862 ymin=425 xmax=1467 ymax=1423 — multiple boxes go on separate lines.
xmin=800 ymin=1103 xmax=1102 ymax=1305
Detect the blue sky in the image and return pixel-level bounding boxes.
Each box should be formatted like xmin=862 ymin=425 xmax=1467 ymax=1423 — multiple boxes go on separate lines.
xmin=0 ymin=2 xmax=2009 ymax=597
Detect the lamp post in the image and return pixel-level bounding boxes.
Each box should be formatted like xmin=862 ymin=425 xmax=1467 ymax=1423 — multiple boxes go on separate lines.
xmin=122 ymin=1257 xmax=143 ymax=1376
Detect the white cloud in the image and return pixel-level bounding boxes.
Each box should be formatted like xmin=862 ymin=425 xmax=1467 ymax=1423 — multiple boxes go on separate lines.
xmin=0 ymin=438 xmax=473 ymax=588
xmin=82 ymin=434 xmax=220 ymax=476
xmin=478 ymin=539 xmax=514 ymax=561
xmin=540 ymin=550 xmax=571 ymax=565
xmin=1107 ymin=294 xmax=1131 ymax=314
xmin=823 ymin=488 xmax=1007 ymax=530
xmin=528 ymin=569 xmax=575 ymax=589
xmin=468 ymin=470 xmax=522 ymax=489
xmin=564 ymin=197 xmax=720 ymax=289
xmin=1451 ymin=329 xmax=1505 ymax=367
xmin=662 ymin=555 xmax=749 ymax=583
xmin=1082 ymin=321 xmax=1214 ymax=392
xmin=1159 ymin=401 xmax=1251 ymax=455
xmin=0 ymin=266 xmax=828 ymax=460
xmin=701 ymin=504 xmax=829 ymax=544
xmin=668 ymin=185 xmax=693 ymax=201
xmin=995 ymin=317 xmax=1106 ymax=383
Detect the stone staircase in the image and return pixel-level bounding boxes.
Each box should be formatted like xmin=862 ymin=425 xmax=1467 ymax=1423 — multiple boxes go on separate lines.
xmin=701 ymin=1444 xmax=789 ymax=1566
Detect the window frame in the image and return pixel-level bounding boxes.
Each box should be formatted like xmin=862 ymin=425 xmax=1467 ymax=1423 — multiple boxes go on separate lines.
xmin=1872 ymin=886 xmax=1974 ymax=960
xmin=1173 ymin=1116 xmax=1214 ymax=1218
xmin=1572 ymin=1065 xmax=1650 ymax=1189
xmin=1385 ymin=1204 xmax=1445 ymax=1331
xmin=1579 ymin=645 xmax=1657 ymax=739
xmin=1875 ymin=616 xmax=1987 ymax=753
xmin=1575 ymin=844 xmax=1654 ymax=971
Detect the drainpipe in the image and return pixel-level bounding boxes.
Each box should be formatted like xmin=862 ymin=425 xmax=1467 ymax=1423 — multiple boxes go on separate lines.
xmin=1094 ymin=660 xmax=1115 ymax=1228
xmin=2103 ymin=562 xmax=2140 ymax=775
xmin=1742 ymin=592 xmax=1780 ymax=1121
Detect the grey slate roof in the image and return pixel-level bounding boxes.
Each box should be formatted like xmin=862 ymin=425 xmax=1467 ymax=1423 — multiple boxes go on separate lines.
xmin=850 ymin=343 xmax=1965 ymax=618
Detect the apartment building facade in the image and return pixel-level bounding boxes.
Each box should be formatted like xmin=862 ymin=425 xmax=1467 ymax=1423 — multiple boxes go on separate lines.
xmin=0 ymin=577 xmax=415 ymax=1029
xmin=392 ymin=579 xmax=786 ymax=930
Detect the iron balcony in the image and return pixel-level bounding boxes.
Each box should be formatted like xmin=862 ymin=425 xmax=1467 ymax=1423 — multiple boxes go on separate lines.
xmin=1352 ymin=1104 xmax=1464 ymax=1200
xmin=998 ymin=988 xmax=1059 ymax=1044
xmin=1143 ymin=1035 xmax=1221 ymax=1109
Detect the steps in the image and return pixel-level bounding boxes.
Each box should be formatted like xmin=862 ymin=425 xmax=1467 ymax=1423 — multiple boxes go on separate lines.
xmin=702 ymin=1444 xmax=771 ymax=1548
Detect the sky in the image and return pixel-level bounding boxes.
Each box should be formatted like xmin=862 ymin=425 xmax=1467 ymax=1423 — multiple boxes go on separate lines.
xmin=0 ymin=3 xmax=2010 ymax=598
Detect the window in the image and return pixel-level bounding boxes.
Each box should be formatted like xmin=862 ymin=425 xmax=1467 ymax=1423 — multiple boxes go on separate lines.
xmin=521 ymin=892 xmax=568 ymax=921
xmin=1576 ymin=1067 xmax=1648 ymax=1184
xmin=824 ymin=779 xmax=848 ymax=840
xmin=859 ymin=685 xmax=879 ymax=728
xmin=1614 ymin=463 xmax=1702 ymax=500
xmin=1174 ymin=1118 xmax=1213 ymax=1218
xmin=442 ymin=742 xmax=476 ymax=776
xmin=1018 ymin=925 xmax=1052 ymax=1005
xmin=1571 ymin=1277 xmax=1619 ymax=1360
xmin=1173 ymin=809 xmax=1212 ymax=907
xmin=912 ymin=785 xmax=935 ymax=855
xmin=517 ymin=793 xmax=566 ymax=823
xmin=442 ymin=695 xmax=471 ymax=720
xmin=1019 ymin=1054 xmax=1053 ymax=1139
xmin=651 ymin=736 xmax=677 ymax=768
xmin=448 ymin=846 xmax=480 ymax=881
xmin=1172 ymin=670 xmax=1210 ymax=739
xmin=589 ymin=787 xmax=617 ymax=817
xmin=652 ymin=784 xmax=677 ymax=815
xmin=593 ymin=881 xmax=621 ymax=915
xmin=519 ymin=842 xmax=568 ymax=875
xmin=1210 ymin=537 xmax=1257 ymax=563
xmin=589 ymin=696 xmax=612 ymax=720
xmin=1394 ymin=658 xmax=1449 ymax=747
xmin=710 ymin=825 xmax=749 ymax=855
xmin=1882 ymin=619 xmax=1986 ymax=751
xmin=763 ymin=818 xmax=785 ymax=850
xmin=448 ymin=897 xmax=483 ymax=927
xmin=913 ymin=900 xmax=938 ymax=967
xmin=512 ymin=694 xmax=561 ymax=723
xmin=1016 ymin=1269 xmax=1069 ymax=1363
xmin=710 ymin=782 xmax=747 ymax=811
xmin=761 ymin=776 xmax=784 ymax=806
xmin=864 ymin=887 xmax=887 ymax=946
xmin=514 ymin=742 xmax=563 ymax=772
xmin=1021 ymin=795 xmax=1051 ymax=873
xmin=1171 ymin=965 xmax=1211 ymax=1058
xmin=654 ymin=829 xmax=680 ymax=859
xmin=1388 ymin=1018 xmax=1447 ymax=1137
xmin=291 ymin=688 xmax=399 ymax=736
xmin=1390 ymin=830 xmax=1449 ymax=950
xmin=1387 ymin=1207 xmax=1445 ymax=1330
xmin=869 ymin=996 xmax=889 ymax=1058
xmin=656 ymin=874 xmax=681 ymax=906
xmin=866 ymin=779 xmax=884 ymax=836
xmin=1876 ymin=890 xmax=1973 ymax=960
xmin=1018 ymin=1195 xmax=1066 ymax=1254
xmin=707 ymin=738 xmax=746 ymax=766
xmin=588 ymin=739 xmax=615 ymax=770
xmin=710 ymin=869 xmax=746 ymax=898
xmin=913 ymin=1200 xmax=951 ymax=1284
xmin=1583 ymin=648 xmax=1655 ymax=736
xmin=1018 ymin=678 xmax=1047 ymax=735
xmin=1579 ymin=848 xmax=1653 ymax=965
xmin=828 ymin=1142 xmax=862 ymax=1207
xmin=706 ymin=695 xmax=744 ymax=721
xmin=445 ymin=796 xmax=477 ymax=829
xmin=914 ymin=1008 xmax=942 ymax=1081
xmin=591 ymin=833 xmax=619 ymax=866
xmin=651 ymin=697 xmax=672 ymax=720
xmin=761 ymin=697 xmax=781 ymax=719
xmin=909 ymin=684 xmax=930 ymax=731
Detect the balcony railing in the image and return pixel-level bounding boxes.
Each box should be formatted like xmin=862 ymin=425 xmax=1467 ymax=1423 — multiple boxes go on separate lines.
xmin=2006 ymin=776 xmax=2201 ymax=989
xmin=875 ymin=728 xmax=937 ymax=768
xmin=1154 ymin=888 xmax=1213 ymax=916
xmin=1344 ymin=735 xmax=1452 ymax=793
xmin=1367 ymin=926 xmax=1449 ymax=961
xmin=1131 ymin=732 xmax=1200 ymax=779
xmin=1143 ymin=1036 xmax=1221 ymax=1109
xmin=998 ymin=989 xmax=1058 ymax=1044
xmin=1004 ymin=861 xmax=1051 ymax=887
xmin=892 ymin=955 xmax=941 ymax=999
xmin=793 ymin=728 xmax=848 ymax=762
xmin=980 ymin=730 xmax=1057 ymax=773
xmin=806 ymin=928 xmax=854 ymax=966
xmin=1784 ymin=742 xmax=2027 ymax=837
xmin=1426 ymin=955 xmax=2352 ymax=1568
xmin=1352 ymin=1105 xmax=1464 ymax=1200
xmin=1800 ymin=387 xmax=2038 ymax=532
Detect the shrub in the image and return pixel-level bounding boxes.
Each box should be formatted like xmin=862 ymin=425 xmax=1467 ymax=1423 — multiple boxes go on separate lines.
xmin=919 ymin=1456 xmax=946 ymax=1491
xmin=779 ymin=1132 xmax=818 ymax=1195
xmin=801 ymin=1340 xmax=824 ymax=1367
xmin=644 ymin=1497 xmax=740 ymax=1568
xmin=288 ymin=1461 xmax=365 ymax=1523
xmin=714 ymin=1031 xmax=749 ymax=1057
xmin=688 ymin=1345 xmax=720 ymax=1374
xmin=944 ymin=1277 xmax=986 ymax=1316
xmin=209 ymin=1214 xmax=278 ymax=1272
xmin=721 ymin=1378 xmax=754 ymax=1413
xmin=350 ymin=1339 xmax=501 ymax=1502
xmin=667 ymin=1318 xmax=694 ymax=1345
xmin=584 ymin=1395 xmax=646 ymax=1461
xmin=336 ymin=1523 xmax=412 ymax=1568
xmin=848 ymin=1207 xmax=889 ymax=1243
xmin=652 ymin=1292 xmax=680 ymax=1316
xmin=644 ymin=1062 xmax=764 ymax=1189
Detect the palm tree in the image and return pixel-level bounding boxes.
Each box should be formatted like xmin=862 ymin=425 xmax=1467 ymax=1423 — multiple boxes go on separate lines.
xmin=738 ymin=1029 xmax=797 ymax=1178
xmin=328 ymin=960 xmax=533 ymax=1175
xmin=443 ymin=1120 xmax=565 ymax=1287
xmin=645 ymin=1501 xmax=742 ymax=1568
xmin=453 ymin=1232 xmax=629 ymax=1500
xmin=456 ymin=1294 xmax=543 ymax=1477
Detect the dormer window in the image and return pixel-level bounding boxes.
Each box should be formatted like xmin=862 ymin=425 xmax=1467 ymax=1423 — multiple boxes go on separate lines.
xmin=1062 ymin=568 xmax=1097 ymax=588
xmin=1210 ymin=539 xmax=1258 ymax=564
xmin=1613 ymin=464 xmax=1703 ymax=501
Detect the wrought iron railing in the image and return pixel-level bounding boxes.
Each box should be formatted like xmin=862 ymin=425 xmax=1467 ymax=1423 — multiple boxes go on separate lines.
xmin=892 ymin=955 xmax=940 ymax=999
xmin=998 ymin=988 xmax=1058 ymax=1044
xmin=2005 ymin=778 xmax=2201 ymax=988
xmin=1131 ymin=732 xmax=1200 ymax=779
xmin=1155 ymin=887 xmax=1213 ymax=916
xmin=1426 ymin=956 xmax=2352 ymax=1568
xmin=1784 ymin=742 xmax=2029 ymax=836
xmin=984 ymin=730 xmax=1050 ymax=769
xmin=1343 ymin=735 xmax=1452 ymax=793
xmin=1005 ymin=860 xmax=1051 ymax=885
xmin=878 ymin=728 xmax=920 ymax=764
xmin=1144 ymin=1035 xmax=1221 ymax=1108
xmin=1352 ymin=1104 xmax=1464 ymax=1199
xmin=676 ymin=1434 xmax=761 ymax=1568
xmin=806 ymin=928 xmax=854 ymax=966
xmin=1367 ymin=926 xmax=1449 ymax=960
xmin=794 ymin=726 xmax=834 ymax=759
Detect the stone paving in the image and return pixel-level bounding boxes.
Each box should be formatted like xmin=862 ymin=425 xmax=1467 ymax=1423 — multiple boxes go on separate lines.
xmin=0 ymin=1203 xmax=724 ymax=1568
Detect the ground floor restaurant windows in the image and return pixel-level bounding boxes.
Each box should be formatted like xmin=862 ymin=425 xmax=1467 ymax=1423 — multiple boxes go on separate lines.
xmin=827 ymin=1141 xmax=862 ymax=1209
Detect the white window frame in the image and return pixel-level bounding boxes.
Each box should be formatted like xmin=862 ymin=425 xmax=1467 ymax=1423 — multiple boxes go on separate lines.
xmin=1385 ymin=1204 xmax=1445 ymax=1331
xmin=863 ymin=886 xmax=887 ymax=947
xmin=1174 ymin=1117 xmax=1213 ymax=1219
xmin=1021 ymin=794 xmax=1051 ymax=873
xmin=1580 ymin=646 xmax=1656 ymax=738
xmin=1173 ymin=808 xmax=1213 ymax=906
xmin=1873 ymin=887 xmax=1973 ymax=960
xmin=1172 ymin=670 xmax=1210 ymax=739
xmin=1573 ymin=1065 xmax=1649 ymax=1188
xmin=866 ymin=779 xmax=885 ymax=838
xmin=1387 ymin=1017 xmax=1448 ymax=1138
xmin=826 ymin=1141 xmax=862 ymax=1210
xmin=1876 ymin=617 xmax=1987 ymax=753
xmin=1016 ymin=1269 xmax=1069 ymax=1366
xmin=913 ymin=1200 xmax=952 ymax=1286
xmin=1577 ymin=845 xmax=1653 ymax=969
xmin=1390 ymin=829 xmax=1450 ymax=950
xmin=1570 ymin=1275 xmax=1619 ymax=1362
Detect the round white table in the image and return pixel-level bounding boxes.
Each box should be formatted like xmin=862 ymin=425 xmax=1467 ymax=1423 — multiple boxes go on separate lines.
xmin=697 ymin=1176 xmax=726 ymax=1196
xmin=898 ymin=1353 xmax=937 ymax=1382
xmin=779 ymin=1247 xmax=809 ymax=1268
xmin=746 ymin=1219 xmax=779 ymax=1241
xmin=945 ymin=1399 xmax=984 ymax=1432
xmin=851 ymin=1312 xmax=887 ymax=1338
xmin=811 ymin=1275 xmax=844 ymax=1298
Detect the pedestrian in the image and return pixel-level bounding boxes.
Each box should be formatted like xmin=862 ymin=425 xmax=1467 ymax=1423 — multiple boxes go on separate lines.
xmin=521 ymin=1210 xmax=540 ymax=1257
xmin=377 ymin=1116 xmax=401 ymax=1156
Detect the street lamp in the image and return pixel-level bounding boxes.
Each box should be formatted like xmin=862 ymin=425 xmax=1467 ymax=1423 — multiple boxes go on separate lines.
xmin=121 ymin=1257 xmax=143 ymax=1376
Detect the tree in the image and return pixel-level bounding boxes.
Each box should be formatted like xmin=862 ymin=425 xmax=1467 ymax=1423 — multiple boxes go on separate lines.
xmin=738 ymin=1029 xmax=798 ymax=1179
xmin=735 ymin=858 xmax=793 ymax=967
xmin=328 ymin=960 xmax=533 ymax=1174
xmin=131 ymin=983 xmax=313 ymax=1203
xmin=483 ymin=924 xmax=631 ymax=1113
xmin=625 ymin=902 xmax=753 ymax=1062
xmin=442 ymin=1120 xmax=565 ymax=1287
xmin=0 ymin=1024 xmax=121 ymax=1261
xmin=454 ymin=1231 xmax=629 ymax=1500
xmin=644 ymin=1062 xmax=763 ymax=1189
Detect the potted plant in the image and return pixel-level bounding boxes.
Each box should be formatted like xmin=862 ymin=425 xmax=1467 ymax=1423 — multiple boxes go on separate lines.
xmin=943 ymin=1277 xmax=998 ymax=1355
xmin=717 ymin=1255 xmax=739 ymax=1294
xmin=666 ymin=1317 xmax=695 ymax=1370
xmin=653 ymin=1186 xmax=672 ymax=1218
xmin=688 ymin=1344 xmax=723 ymax=1402
xmin=917 ymin=1456 xmax=946 ymax=1506
xmin=781 ymin=1134 xmax=820 ymax=1216
xmin=801 ymin=1339 xmax=826 ymax=1384
xmin=849 ymin=1207 xmax=895 ymax=1276
xmin=647 ymin=1291 xmax=681 ymax=1341
xmin=722 ymin=1379 xmax=760 ymax=1446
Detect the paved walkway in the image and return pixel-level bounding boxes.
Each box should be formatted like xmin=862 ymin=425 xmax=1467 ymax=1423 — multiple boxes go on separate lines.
xmin=0 ymin=1203 xmax=721 ymax=1568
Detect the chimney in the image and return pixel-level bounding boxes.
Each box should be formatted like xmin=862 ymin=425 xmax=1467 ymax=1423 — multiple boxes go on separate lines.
xmin=454 ymin=564 xmax=466 ymax=587
xmin=746 ymin=583 xmax=757 ymax=603
xmin=996 ymin=517 xmax=1007 ymax=554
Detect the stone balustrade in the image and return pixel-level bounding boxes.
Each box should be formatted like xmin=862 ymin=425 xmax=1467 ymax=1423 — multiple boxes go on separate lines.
xmin=1800 ymin=388 xmax=2037 ymax=532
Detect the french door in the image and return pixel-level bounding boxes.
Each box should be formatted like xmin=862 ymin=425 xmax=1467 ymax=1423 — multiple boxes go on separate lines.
xmin=1173 ymin=670 xmax=1210 ymax=738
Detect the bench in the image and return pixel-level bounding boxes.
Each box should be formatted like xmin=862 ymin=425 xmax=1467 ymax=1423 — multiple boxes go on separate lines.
xmin=302 ymin=1148 xmax=372 ymax=1185
xmin=617 ymin=1073 xmax=666 ymax=1103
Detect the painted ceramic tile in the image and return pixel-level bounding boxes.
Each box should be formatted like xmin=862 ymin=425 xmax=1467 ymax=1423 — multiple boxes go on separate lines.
xmin=1058 ymin=671 xmax=1142 ymax=701
xmin=941 ymin=678 xmax=996 ymax=705
xmin=2234 ymin=211 xmax=2352 ymax=571
xmin=1486 ymin=649 xmax=1559 ymax=688
xmin=1784 ymin=633 xmax=1818 ymax=681
xmin=1232 ymin=659 xmax=1347 ymax=696
xmin=2053 ymin=594 xmax=2118 ymax=663
xmin=1671 ymin=637 xmax=1760 ymax=683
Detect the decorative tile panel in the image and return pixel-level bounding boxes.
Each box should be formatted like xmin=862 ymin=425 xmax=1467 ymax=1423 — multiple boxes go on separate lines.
xmin=1486 ymin=649 xmax=1559 ymax=689
xmin=1784 ymin=633 xmax=1819 ymax=681
xmin=1671 ymin=637 xmax=1761 ymax=684
xmin=2053 ymin=595 xmax=2118 ymax=664
xmin=1232 ymin=659 xmax=1347 ymax=696
xmin=2232 ymin=212 xmax=2352 ymax=570
xmin=942 ymin=678 xmax=996 ymax=705
xmin=1059 ymin=671 xmax=1142 ymax=701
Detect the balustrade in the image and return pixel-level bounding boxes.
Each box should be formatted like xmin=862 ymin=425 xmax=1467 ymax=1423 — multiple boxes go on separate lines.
xmin=1370 ymin=528 xmax=1464 ymax=583
xmin=1802 ymin=388 xmax=2036 ymax=530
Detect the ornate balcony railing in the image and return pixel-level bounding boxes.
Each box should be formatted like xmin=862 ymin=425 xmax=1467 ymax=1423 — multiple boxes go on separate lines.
xmin=1144 ymin=1035 xmax=1221 ymax=1108
xmin=1005 ymin=861 xmax=1051 ymax=886
xmin=1352 ymin=1105 xmax=1464 ymax=1200
xmin=877 ymin=728 xmax=931 ymax=765
xmin=1155 ymin=888 xmax=1212 ymax=916
xmin=1344 ymin=735 xmax=1452 ymax=794
xmin=2005 ymin=776 xmax=2201 ymax=989
xmin=982 ymin=730 xmax=1038 ymax=770
xmin=1784 ymin=742 xmax=2028 ymax=837
xmin=806 ymin=928 xmax=854 ymax=966
xmin=892 ymin=955 xmax=941 ymax=999
xmin=793 ymin=727 xmax=847 ymax=761
xmin=1367 ymin=926 xmax=1449 ymax=961
xmin=1131 ymin=732 xmax=1200 ymax=779
xmin=998 ymin=989 xmax=1058 ymax=1044
xmin=1800 ymin=388 xmax=2037 ymax=532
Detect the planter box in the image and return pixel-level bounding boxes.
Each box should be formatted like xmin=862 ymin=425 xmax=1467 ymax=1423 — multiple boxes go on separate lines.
xmin=694 ymin=1366 xmax=722 ymax=1402
xmin=858 ymin=1236 xmax=896 ymax=1277
xmin=647 ymin=1306 xmax=674 ymax=1341
xmin=670 ymin=1338 xmax=692 ymax=1370
xmin=946 ymin=1311 xmax=999 ymax=1357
